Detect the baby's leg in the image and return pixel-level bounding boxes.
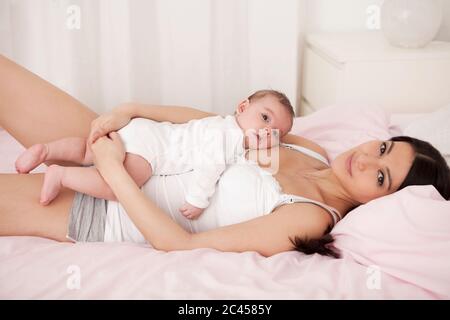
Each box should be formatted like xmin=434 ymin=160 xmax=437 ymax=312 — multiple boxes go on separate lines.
xmin=40 ymin=153 xmax=152 ymax=205
xmin=40 ymin=165 xmax=115 ymax=205
xmin=15 ymin=137 xmax=92 ymax=173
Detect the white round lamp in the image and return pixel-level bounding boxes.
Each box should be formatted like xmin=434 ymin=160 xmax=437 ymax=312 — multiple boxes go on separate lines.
xmin=381 ymin=0 xmax=443 ymax=48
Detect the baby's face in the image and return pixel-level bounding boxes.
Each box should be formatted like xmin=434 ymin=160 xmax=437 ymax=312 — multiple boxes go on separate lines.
xmin=235 ymin=95 xmax=292 ymax=150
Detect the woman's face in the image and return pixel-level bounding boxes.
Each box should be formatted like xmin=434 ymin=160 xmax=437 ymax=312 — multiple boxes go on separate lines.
xmin=331 ymin=140 xmax=415 ymax=204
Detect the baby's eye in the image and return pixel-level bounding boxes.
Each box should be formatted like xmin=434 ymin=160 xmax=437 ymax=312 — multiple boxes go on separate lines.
xmin=261 ymin=114 xmax=270 ymax=123
xmin=379 ymin=142 xmax=387 ymax=155
xmin=377 ymin=170 xmax=385 ymax=186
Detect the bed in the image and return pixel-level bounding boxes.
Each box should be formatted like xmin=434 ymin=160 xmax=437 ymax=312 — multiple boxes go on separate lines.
xmin=1 ymin=105 xmax=449 ymax=299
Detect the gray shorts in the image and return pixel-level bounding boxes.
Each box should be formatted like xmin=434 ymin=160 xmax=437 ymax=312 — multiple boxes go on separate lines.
xmin=66 ymin=192 xmax=107 ymax=242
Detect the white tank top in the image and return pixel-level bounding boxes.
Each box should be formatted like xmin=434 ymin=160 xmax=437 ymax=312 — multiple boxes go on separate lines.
xmin=103 ymin=143 xmax=342 ymax=243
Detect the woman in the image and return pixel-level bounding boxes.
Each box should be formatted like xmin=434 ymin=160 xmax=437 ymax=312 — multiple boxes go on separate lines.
xmin=1 ymin=54 xmax=449 ymax=258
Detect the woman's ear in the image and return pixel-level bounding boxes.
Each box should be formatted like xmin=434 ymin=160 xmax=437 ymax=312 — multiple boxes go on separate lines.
xmin=236 ymin=99 xmax=250 ymax=114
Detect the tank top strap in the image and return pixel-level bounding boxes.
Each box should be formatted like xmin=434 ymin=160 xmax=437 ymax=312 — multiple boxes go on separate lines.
xmin=276 ymin=194 xmax=343 ymax=227
xmin=281 ymin=143 xmax=329 ymax=166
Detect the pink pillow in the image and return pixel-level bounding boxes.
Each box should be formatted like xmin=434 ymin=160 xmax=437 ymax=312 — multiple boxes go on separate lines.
xmin=291 ymin=105 xmax=391 ymax=161
xmin=332 ymin=186 xmax=450 ymax=298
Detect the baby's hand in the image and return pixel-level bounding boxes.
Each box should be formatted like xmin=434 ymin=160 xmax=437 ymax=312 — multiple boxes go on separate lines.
xmin=179 ymin=202 xmax=204 ymax=220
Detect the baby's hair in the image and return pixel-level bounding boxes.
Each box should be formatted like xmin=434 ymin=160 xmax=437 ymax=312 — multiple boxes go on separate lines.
xmin=247 ymin=89 xmax=295 ymax=120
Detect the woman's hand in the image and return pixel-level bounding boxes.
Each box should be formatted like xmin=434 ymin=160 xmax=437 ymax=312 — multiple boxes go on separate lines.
xmin=90 ymin=132 xmax=126 ymax=173
xmin=88 ymin=105 xmax=134 ymax=144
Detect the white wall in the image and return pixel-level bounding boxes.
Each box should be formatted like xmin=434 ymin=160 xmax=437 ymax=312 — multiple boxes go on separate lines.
xmin=306 ymin=0 xmax=383 ymax=32
xmin=247 ymin=0 xmax=304 ymax=112
xmin=306 ymin=0 xmax=450 ymax=41
xmin=437 ymin=0 xmax=450 ymax=41
xmin=0 ymin=0 xmax=305 ymax=115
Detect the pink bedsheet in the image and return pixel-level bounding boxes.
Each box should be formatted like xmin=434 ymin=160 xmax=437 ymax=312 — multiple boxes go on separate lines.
xmin=0 ymin=129 xmax=442 ymax=299
xmin=0 ymin=236 xmax=435 ymax=299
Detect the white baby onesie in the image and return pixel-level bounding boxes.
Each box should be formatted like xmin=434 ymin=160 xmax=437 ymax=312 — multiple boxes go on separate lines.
xmin=117 ymin=115 xmax=245 ymax=208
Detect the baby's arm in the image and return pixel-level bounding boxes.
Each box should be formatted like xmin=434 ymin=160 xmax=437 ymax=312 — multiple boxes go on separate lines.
xmin=180 ymin=162 xmax=226 ymax=219
xmin=180 ymin=123 xmax=240 ymax=219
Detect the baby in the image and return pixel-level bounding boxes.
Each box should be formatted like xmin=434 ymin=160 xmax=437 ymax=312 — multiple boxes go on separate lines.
xmin=15 ymin=90 xmax=294 ymax=219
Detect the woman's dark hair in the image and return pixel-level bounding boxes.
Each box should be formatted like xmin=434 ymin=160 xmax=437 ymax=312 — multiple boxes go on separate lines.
xmin=390 ymin=136 xmax=450 ymax=200
xmin=291 ymin=135 xmax=450 ymax=258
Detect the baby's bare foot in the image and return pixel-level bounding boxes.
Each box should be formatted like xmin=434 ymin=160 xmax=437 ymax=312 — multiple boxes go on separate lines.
xmin=40 ymin=165 xmax=64 ymax=206
xmin=15 ymin=144 xmax=48 ymax=173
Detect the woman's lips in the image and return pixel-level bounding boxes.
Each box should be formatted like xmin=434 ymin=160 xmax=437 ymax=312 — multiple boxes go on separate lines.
xmin=346 ymin=153 xmax=353 ymax=176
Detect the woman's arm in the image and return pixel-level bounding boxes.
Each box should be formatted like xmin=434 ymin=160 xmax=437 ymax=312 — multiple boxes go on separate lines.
xmin=123 ymin=103 xmax=217 ymax=124
xmin=88 ymin=103 xmax=216 ymax=143
xmin=91 ymin=133 xmax=330 ymax=257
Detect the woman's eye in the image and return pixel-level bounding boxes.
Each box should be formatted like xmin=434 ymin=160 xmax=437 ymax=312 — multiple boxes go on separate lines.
xmin=261 ymin=114 xmax=269 ymax=123
xmin=377 ymin=170 xmax=385 ymax=186
xmin=380 ymin=142 xmax=387 ymax=155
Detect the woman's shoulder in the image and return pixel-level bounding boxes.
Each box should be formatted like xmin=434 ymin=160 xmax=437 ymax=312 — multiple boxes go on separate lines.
xmin=271 ymin=201 xmax=333 ymax=235
xmin=281 ymin=133 xmax=329 ymax=163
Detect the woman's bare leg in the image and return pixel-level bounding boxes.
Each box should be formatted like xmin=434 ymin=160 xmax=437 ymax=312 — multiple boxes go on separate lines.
xmin=0 ymin=55 xmax=97 ymax=242
xmin=0 ymin=54 xmax=97 ymax=147
xmin=0 ymin=173 xmax=74 ymax=242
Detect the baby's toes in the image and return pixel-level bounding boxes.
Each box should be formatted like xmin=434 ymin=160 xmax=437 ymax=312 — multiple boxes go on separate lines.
xmin=15 ymin=143 xmax=47 ymax=173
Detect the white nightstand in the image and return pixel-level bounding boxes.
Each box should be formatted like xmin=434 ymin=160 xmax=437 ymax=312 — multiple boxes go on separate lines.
xmin=300 ymin=32 xmax=450 ymax=115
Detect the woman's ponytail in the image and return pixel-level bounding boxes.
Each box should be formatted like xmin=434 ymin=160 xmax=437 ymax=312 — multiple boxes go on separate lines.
xmin=290 ymin=233 xmax=340 ymax=258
